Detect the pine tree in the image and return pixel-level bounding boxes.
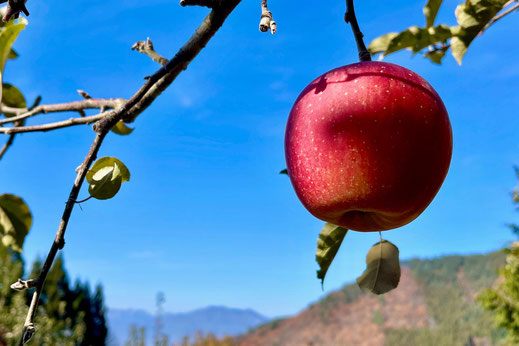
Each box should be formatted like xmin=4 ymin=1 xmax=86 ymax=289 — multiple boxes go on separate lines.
xmin=0 ymin=248 xmax=108 ymax=345
xmin=478 ymin=169 xmax=519 ymax=344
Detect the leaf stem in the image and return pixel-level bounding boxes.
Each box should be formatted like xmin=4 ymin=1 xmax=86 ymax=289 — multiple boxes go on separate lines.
xmin=75 ymin=195 xmax=93 ymax=204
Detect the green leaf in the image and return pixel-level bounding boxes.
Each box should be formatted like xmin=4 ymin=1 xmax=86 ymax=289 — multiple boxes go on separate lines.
xmin=86 ymin=157 xmax=130 ymax=200
xmin=111 ymin=120 xmax=134 ymax=136
xmin=0 ymin=14 xmax=27 ymax=105
xmin=451 ymin=0 xmax=509 ymax=64
xmin=7 ymin=48 xmax=17 ymax=60
xmin=279 ymin=169 xmax=288 ymax=175
xmin=423 ymin=0 xmax=443 ymax=28
xmin=2 ymin=83 xmax=25 ymax=108
xmin=386 ymin=25 xmax=452 ymax=55
xmin=0 ymin=16 xmax=27 ymax=69
xmin=424 ymin=48 xmax=447 ymax=64
xmin=357 ymin=240 xmax=400 ymax=295
xmin=369 ymin=25 xmax=452 ymax=58
xmin=368 ymin=32 xmax=398 ymax=55
xmin=316 ymin=223 xmax=348 ymax=286
xmin=2 ymin=82 xmax=25 ymax=117
xmin=0 ymin=194 xmax=32 ymax=252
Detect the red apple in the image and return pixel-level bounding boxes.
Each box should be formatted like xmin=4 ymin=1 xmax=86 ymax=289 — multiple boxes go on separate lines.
xmin=285 ymin=62 xmax=452 ymax=232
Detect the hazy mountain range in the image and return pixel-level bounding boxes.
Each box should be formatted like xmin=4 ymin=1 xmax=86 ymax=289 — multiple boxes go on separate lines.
xmin=107 ymin=305 xmax=269 ymax=345
xmin=108 ymin=250 xmax=508 ymax=345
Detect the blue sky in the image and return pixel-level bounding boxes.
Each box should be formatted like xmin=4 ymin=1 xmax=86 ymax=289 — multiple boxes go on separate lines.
xmin=1 ymin=0 xmax=518 ymax=318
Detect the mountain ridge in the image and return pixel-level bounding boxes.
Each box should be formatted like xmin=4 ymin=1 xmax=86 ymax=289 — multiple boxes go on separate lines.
xmin=237 ymin=250 xmax=507 ymax=346
xmin=108 ymin=305 xmax=269 ymax=345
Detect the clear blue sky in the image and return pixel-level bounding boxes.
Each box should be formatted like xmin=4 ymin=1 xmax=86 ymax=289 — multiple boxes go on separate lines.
xmin=1 ymin=0 xmax=518 ymax=318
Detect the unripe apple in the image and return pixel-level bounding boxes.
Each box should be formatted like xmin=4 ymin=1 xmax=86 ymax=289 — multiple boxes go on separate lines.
xmin=285 ymin=62 xmax=452 ymax=232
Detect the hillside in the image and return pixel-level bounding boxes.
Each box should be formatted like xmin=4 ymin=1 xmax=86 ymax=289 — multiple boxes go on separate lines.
xmin=108 ymin=306 xmax=268 ymax=345
xmin=238 ymin=251 xmax=507 ymax=346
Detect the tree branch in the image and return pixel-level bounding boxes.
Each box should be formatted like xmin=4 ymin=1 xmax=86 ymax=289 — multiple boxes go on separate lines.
xmin=0 ymin=133 xmax=15 ymax=159
xmin=0 ymin=98 xmax=124 ymax=125
xmin=0 ymin=95 xmax=41 ymax=160
xmin=13 ymin=1 xmax=242 ymax=343
xmin=180 ymin=0 xmax=224 ymax=8
xmin=0 ymin=112 xmax=109 ymax=134
xmin=259 ymin=0 xmax=276 ymax=34
xmin=479 ymin=0 xmax=519 ymax=35
xmin=1 ymin=0 xmax=29 ymax=22
xmin=94 ymin=0 xmax=241 ymax=128
xmin=132 ymin=38 xmax=168 ymax=66
xmin=16 ymin=132 xmax=107 ymax=346
xmin=344 ymin=0 xmax=371 ymax=62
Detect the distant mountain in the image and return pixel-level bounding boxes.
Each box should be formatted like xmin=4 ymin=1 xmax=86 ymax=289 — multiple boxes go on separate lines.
xmin=237 ymin=251 xmax=507 ymax=346
xmin=107 ymin=305 xmax=268 ymax=345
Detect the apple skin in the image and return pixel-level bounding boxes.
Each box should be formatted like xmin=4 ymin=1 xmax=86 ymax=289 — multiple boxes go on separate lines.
xmin=284 ymin=62 xmax=452 ymax=232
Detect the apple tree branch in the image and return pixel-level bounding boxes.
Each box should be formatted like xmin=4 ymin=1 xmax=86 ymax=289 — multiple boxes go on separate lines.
xmin=12 ymin=1 xmax=242 ymax=344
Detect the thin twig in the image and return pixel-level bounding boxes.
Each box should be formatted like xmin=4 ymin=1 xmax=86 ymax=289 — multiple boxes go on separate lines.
xmin=0 ymin=133 xmax=15 ymax=159
xmin=14 ymin=1 xmax=242 ymax=343
xmin=344 ymin=0 xmax=371 ymax=62
xmin=479 ymin=1 xmax=519 ymax=35
xmin=0 ymin=96 xmax=41 ymax=161
xmin=259 ymin=0 xmax=276 ymax=34
xmin=94 ymin=0 xmax=241 ymax=128
xmin=132 ymin=38 xmax=168 ymax=66
xmin=77 ymin=90 xmax=92 ymax=99
xmin=16 ymin=132 xmax=107 ymax=346
xmin=180 ymin=0 xmax=223 ymax=8
xmin=1 ymin=0 xmax=29 ymax=22
xmin=0 ymin=112 xmax=109 ymax=134
xmin=0 ymin=98 xmax=124 ymax=125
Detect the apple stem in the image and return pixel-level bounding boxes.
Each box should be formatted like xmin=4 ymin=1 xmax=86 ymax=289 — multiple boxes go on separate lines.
xmin=344 ymin=0 xmax=371 ymax=62
xmin=379 ymin=231 xmax=383 ymax=242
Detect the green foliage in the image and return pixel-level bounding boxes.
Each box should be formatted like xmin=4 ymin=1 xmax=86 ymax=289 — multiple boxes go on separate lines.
xmin=125 ymin=325 xmax=146 ymax=346
xmin=0 ymin=194 xmax=32 ymax=252
xmin=86 ymin=157 xmax=131 ymax=200
xmin=478 ymin=245 xmax=519 ymax=344
xmin=111 ymin=120 xmax=134 ymax=136
xmin=450 ymin=0 xmax=510 ymax=64
xmin=372 ymin=309 xmax=385 ymax=326
xmin=180 ymin=331 xmax=236 ymax=346
xmin=476 ymin=169 xmax=519 ymax=344
xmin=369 ymin=25 xmax=453 ymax=57
xmin=0 ymin=8 xmax=28 ymax=123
xmin=0 ymin=246 xmax=108 ymax=345
xmin=315 ymin=223 xmax=348 ymax=285
xmin=2 ymin=83 xmax=25 ymax=117
xmin=0 ymin=9 xmax=26 ymax=121
xmin=242 ymin=251 xmax=507 ymax=345
xmin=423 ymin=0 xmax=444 ymax=27
xmin=369 ymin=0 xmax=515 ymax=64
xmin=389 ymin=252 xmax=507 ymax=345
xmin=357 ymin=240 xmax=400 ymax=295
xmin=341 ymin=282 xmax=363 ymax=304
xmin=0 ymin=12 xmax=25 ymax=76
xmin=245 ymin=317 xmax=285 ymax=337
xmin=464 ymin=251 xmax=508 ymax=291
